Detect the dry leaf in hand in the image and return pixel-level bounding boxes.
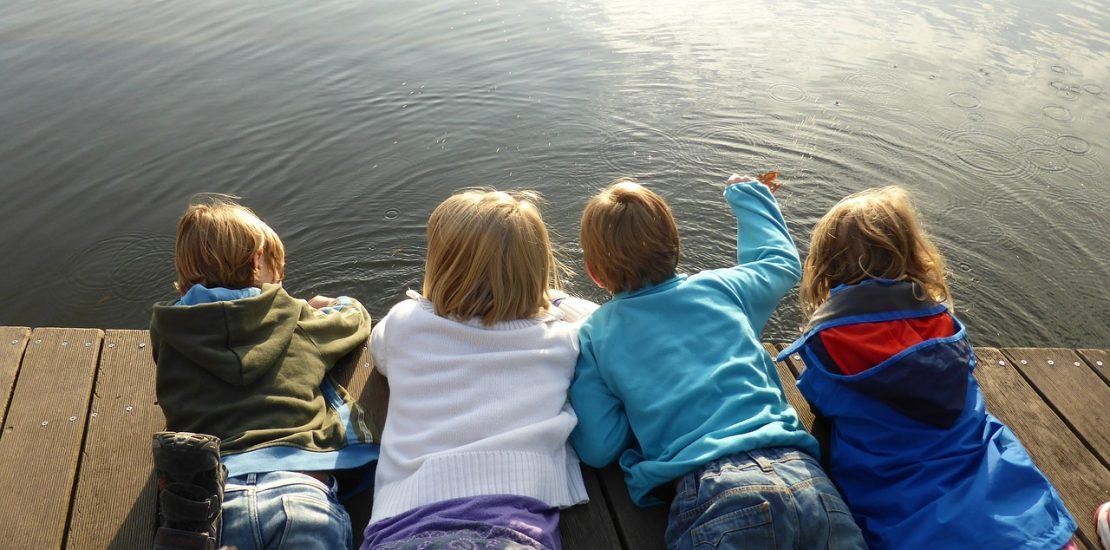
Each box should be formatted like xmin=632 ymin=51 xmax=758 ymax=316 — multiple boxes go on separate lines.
xmin=756 ymin=171 xmax=781 ymax=192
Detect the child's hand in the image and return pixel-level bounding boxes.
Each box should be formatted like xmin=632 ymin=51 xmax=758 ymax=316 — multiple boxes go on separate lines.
xmin=726 ymin=173 xmax=782 ymax=194
xmin=308 ymin=295 xmax=338 ymax=309
xmin=726 ymin=174 xmax=757 ymax=185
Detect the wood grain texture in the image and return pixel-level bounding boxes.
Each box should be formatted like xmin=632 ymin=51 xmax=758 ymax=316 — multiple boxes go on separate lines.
xmin=975 ymin=348 xmax=1107 ymax=549
xmin=559 ymin=466 xmax=623 ymax=549
xmin=66 ymin=330 xmax=164 ymax=549
xmin=0 ymin=326 xmax=30 ymax=429
xmin=1001 ymin=348 xmax=1110 ymax=465
xmin=1075 ymin=348 xmax=1110 ymax=386
xmin=597 ymin=462 xmax=667 ymax=550
xmin=763 ymin=343 xmax=816 ymax=430
xmin=766 ymin=343 xmax=831 ymax=465
xmin=0 ymin=328 xmax=102 ymax=549
xmin=330 ymin=338 xmax=388 ymax=443
xmin=330 ymin=336 xmax=386 ymax=547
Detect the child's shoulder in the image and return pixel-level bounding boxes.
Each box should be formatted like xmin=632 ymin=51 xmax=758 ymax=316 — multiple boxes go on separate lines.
xmin=376 ymin=291 xmax=433 ymax=324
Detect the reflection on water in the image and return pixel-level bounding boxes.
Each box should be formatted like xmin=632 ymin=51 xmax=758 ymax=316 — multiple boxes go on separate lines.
xmin=0 ymin=0 xmax=1106 ymax=345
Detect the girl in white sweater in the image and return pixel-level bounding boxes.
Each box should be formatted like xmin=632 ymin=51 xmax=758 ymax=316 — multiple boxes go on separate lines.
xmin=362 ymin=189 xmax=594 ymax=550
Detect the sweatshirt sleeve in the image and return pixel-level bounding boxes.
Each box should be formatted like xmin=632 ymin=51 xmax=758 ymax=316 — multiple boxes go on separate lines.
xmin=568 ymin=328 xmax=632 ymax=467
xmin=301 ymin=296 xmax=372 ymax=369
xmin=549 ymin=290 xmax=600 ymax=325
xmin=369 ymin=314 xmax=388 ymax=378
xmin=712 ymin=181 xmax=802 ymax=334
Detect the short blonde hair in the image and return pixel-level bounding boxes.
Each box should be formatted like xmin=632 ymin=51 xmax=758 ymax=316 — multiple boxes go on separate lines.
xmin=423 ymin=189 xmax=563 ymax=325
xmin=174 ymin=196 xmax=286 ymax=294
xmin=580 ymin=180 xmax=680 ymax=293
xmin=800 ymin=186 xmax=950 ymax=315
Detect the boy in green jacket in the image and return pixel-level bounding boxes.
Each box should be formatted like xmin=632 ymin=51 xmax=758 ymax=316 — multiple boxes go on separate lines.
xmin=150 ymin=197 xmax=376 ymax=550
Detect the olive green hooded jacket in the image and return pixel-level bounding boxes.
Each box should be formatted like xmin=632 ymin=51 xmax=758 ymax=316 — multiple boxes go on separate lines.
xmin=150 ymin=284 xmax=377 ymax=477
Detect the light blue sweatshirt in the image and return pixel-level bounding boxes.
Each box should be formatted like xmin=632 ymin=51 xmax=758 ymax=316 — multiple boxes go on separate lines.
xmin=568 ymin=181 xmax=819 ymax=506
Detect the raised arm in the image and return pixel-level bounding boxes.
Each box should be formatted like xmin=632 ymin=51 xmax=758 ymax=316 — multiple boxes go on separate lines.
xmin=710 ymin=176 xmax=802 ymax=333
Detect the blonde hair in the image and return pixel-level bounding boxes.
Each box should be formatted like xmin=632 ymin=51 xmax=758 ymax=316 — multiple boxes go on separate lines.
xmin=800 ymin=186 xmax=950 ymax=316
xmin=423 ymin=189 xmax=564 ymax=325
xmin=580 ymin=180 xmax=680 ymax=293
xmin=174 ymin=196 xmax=286 ymax=294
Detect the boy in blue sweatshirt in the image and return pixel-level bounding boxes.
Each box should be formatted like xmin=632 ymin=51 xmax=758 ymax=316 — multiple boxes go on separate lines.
xmin=570 ymin=175 xmax=865 ymax=549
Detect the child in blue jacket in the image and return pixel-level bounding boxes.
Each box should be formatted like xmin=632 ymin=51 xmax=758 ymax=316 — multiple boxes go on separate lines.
xmin=777 ymin=186 xmax=1076 ymax=549
xmin=570 ymin=175 xmax=865 ymax=549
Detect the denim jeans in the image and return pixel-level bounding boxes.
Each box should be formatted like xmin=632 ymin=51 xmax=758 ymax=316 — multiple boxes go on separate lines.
xmin=221 ymin=471 xmax=352 ymax=550
xmin=665 ymin=448 xmax=866 ymax=550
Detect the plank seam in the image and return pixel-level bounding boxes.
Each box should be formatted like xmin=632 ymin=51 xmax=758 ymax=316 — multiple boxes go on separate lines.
xmin=60 ymin=331 xmax=106 ymax=550
xmin=999 ymin=349 xmax=1109 ymax=471
xmin=595 ymin=471 xmax=635 ymax=550
xmin=1076 ymin=350 xmax=1110 ymax=387
xmin=0 ymin=329 xmax=32 ymax=434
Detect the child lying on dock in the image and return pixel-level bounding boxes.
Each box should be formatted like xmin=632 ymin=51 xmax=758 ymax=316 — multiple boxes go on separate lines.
xmin=149 ymin=196 xmax=376 ymax=549
xmin=777 ymin=186 xmax=1077 ymax=549
xmin=569 ymin=175 xmax=866 ymax=550
xmin=362 ymin=189 xmax=595 ymax=549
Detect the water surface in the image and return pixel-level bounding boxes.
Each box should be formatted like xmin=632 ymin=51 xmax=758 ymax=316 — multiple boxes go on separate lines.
xmin=1 ymin=0 xmax=1107 ymax=346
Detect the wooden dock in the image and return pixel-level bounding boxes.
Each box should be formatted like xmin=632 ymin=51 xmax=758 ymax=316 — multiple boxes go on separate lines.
xmin=0 ymin=326 xmax=1106 ymax=549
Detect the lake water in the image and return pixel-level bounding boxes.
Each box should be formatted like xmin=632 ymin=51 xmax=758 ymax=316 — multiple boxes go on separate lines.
xmin=0 ymin=0 xmax=1107 ymax=347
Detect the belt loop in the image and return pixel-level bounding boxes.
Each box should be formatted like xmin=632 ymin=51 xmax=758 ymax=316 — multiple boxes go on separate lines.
xmin=751 ymin=452 xmax=774 ymax=473
xmin=246 ymin=472 xmax=257 ymax=486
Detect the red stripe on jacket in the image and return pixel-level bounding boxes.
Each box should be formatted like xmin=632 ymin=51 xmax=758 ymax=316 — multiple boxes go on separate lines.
xmin=819 ymin=312 xmax=956 ymax=376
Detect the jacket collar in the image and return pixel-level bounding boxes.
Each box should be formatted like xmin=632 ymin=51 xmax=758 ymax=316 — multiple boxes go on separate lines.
xmin=777 ymin=279 xmax=948 ymax=361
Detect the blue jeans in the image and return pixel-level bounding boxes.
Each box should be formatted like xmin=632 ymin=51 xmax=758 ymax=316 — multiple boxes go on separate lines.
xmin=666 ymin=448 xmax=866 ymax=550
xmin=221 ymin=471 xmax=352 ymax=550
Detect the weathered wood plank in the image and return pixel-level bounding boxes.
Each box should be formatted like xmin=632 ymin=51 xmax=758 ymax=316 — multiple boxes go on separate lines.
xmin=975 ymin=348 xmax=1106 ymax=549
xmin=1075 ymin=348 xmax=1109 ymax=386
xmin=764 ymin=343 xmax=816 ymax=430
xmin=330 ymin=338 xmax=388 ymax=451
xmin=66 ymin=330 xmax=164 ymax=549
xmin=0 ymin=328 xmax=103 ymax=549
xmin=598 ymin=463 xmax=667 ymax=550
xmin=771 ymin=343 xmax=833 ymax=465
xmin=0 ymin=326 xmax=31 ymax=429
xmin=559 ymin=466 xmax=623 ymax=550
xmin=330 ymin=338 xmax=386 ymax=548
xmin=1001 ymin=348 xmax=1110 ymax=465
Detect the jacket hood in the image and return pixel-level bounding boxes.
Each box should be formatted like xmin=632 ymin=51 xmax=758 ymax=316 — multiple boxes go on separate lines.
xmin=778 ymin=280 xmax=970 ymax=428
xmin=151 ymin=284 xmax=301 ymax=387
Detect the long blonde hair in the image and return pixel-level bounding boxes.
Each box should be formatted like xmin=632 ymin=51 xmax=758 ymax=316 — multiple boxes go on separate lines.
xmin=800 ymin=186 xmax=950 ymax=315
xmin=174 ymin=196 xmax=285 ymax=294
xmin=423 ymin=189 xmax=565 ymax=325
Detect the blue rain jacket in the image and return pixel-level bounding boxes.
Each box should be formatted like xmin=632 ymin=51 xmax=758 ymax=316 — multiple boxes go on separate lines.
xmin=777 ymin=280 xmax=1075 ymax=549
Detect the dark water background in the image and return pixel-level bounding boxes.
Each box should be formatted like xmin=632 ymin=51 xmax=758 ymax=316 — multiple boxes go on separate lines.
xmin=1 ymin=0 xmax=1107 ymax=346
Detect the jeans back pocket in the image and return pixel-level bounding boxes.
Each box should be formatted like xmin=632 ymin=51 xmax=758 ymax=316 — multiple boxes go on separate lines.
xmin=818 ymin=491 xmax=866 ymax=550
xmin=277 ymin=494 xmax=352 ymax=550
xmin=690 ymin=500 xmax=775 ymax=549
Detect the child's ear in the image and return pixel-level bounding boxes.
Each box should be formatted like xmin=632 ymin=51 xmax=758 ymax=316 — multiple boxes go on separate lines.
xmin=585 ymin=261 xmax=606 ymax=290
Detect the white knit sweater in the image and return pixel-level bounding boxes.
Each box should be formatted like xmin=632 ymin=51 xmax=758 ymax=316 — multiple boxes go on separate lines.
xmin=369 ymin=290 xmax=595 ymax=522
